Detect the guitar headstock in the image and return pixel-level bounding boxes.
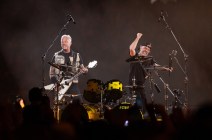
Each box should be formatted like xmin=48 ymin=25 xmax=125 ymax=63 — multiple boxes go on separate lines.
xmin=88 ymin=60 xmax=97 ymax=68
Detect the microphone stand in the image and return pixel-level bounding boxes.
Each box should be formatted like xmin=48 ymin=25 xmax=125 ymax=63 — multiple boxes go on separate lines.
xmin=159 ymin=11 xmax=189 ymax=109
xmin=41 ymin=15 xmax=74 ymax=122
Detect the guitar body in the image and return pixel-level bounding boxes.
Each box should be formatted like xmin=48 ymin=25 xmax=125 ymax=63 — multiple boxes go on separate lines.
xmin=58 ymin=79 xmax=73 ymax=101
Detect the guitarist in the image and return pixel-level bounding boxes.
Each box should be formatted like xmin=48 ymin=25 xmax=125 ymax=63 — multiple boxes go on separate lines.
xmin=49 ymin=34 xmax=88 ymax=105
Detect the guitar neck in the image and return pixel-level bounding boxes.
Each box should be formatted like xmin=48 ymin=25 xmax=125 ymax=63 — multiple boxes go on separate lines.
xmin=66 ymin=66 xmax=87 ymax=83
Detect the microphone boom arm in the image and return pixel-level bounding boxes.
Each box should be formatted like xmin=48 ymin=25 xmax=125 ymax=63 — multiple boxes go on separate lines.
xmin=41 ymin=14 xmax=75 ymax=89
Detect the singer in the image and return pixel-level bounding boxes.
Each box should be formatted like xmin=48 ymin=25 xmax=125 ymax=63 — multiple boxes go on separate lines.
xmin=127 ymin=33 xmax=173 ymax=116
xmin=49 ymin=34 xmax=88 ymax=105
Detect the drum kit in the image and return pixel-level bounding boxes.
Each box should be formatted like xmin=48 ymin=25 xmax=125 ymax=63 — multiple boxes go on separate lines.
xmin=81 ymin=57 xmax=186 ymax=120
xmin=82 ymin=78 xmax=140 ymax=120
xmin=83 ymin=79 xmax=124 ymax=104
xmin=46 ymin=58 xmax=185 ymax=121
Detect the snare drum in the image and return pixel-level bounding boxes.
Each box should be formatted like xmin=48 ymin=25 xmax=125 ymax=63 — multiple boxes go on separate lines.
xmin=104 ymin=79 xmax=123 ymax=102
xmin=83 ymin=79 xmax=104 ymax=103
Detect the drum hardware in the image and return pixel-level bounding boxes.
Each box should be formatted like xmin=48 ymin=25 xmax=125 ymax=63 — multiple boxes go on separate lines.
xmin=131 ymin=76 xmax=137 ymax=102
xmin=124 ymin=85 xmax=144 ymax=89
xmin=171 ymin=89 xmax=184 ymax=109
xmin=83 ymin=104 xmax=100 ymax=121
xmin=144 ymin=65 xmax=172 ymax=71
xmin=104 ymin=79 xmax=123 ymax=103
xmin=154 ymin=70 xmax=183 ymax=113
xmin=48 ymin=62 xmax=79 ymax=71
xmin=147 ymin=72 xmax=161 ymax=105
xmin=126 ymin=76 xmax=138 ymax=105
xmin=172 ymin=53 xmax=189 ymax=109
xmin=44 ymin=78 xmax=64 ymax=122
xmin=83 ymin=79 xmax=103 ymax=103
xmin=124 ymin=83 xmax=143 ymax=105
xmin=83 ymin=79 xmax=105 ymax=119
xmin=126 ymin=56 xmax=153 ymax=63
xmin=99 ymin=84 xmax=105 ymax=119
xmin=158 ymin=11 xmax=189 ymax=109
xmin=54 ymin=80 xmax=63 ymax=123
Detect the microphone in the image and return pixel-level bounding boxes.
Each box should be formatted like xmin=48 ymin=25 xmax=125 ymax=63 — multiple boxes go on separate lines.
xmin=158 ymin=10 xmax=168 ymax=22
xmin=172 ymin=50 xmax=177 ymax=56
xmin=67 ymin=14 xmax=76 ymax=24
xmin=158 ymin=10 xmax=164 ymax=22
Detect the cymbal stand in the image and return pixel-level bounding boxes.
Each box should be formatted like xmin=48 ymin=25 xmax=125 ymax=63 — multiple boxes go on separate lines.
xmin=99 ymin=85 xmax=105 ymax=119
xmin=148 ymin=72 xmax=161 ymax=104
xmin=159 ymin=10 xmax=189 ymax=109
xmin=53 ymin=81 xmax=61 ymax=123
xmin=148 ymin=72 xmax=154 ymax=104
xmin=131 ymin=76 xmax=137 ymax=105
xmin=53 ymin=74 xmax=65 ymax=123
xmin=154 ymin=70 xmax=182 ymax=113
xmin=172 ymin=53 xmax=189 ymax=109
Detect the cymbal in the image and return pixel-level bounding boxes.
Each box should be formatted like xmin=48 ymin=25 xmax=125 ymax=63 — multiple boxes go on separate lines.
xmin=48 ymin=62 xmax=63 ymax=69
xmin=126 ymin=56 xmax=153 ymax=63
xmin=144 ymin=66 xmax=168 ymax=70
xmin=48 ymin=62 xmax=77 ymax=70
xmin=124 ymin=85 xmax=144 ymax=88
xmin=63 ymin=94 xmax=82 ymax=97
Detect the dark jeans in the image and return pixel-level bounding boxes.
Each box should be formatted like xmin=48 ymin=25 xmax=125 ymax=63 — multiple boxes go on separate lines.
xmin=131 ymin=88 xmax=147 ymax=113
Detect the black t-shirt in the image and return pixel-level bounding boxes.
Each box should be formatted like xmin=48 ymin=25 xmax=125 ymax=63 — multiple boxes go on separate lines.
xmin=53 ymin=50 xmax=83 ymax=64
xmin=128 ymin=54 xmax=156 ymax=85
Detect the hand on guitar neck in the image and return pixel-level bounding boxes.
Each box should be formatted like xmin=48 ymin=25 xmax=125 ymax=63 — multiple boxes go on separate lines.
xmin=80 ymin=66 xmax=88 ymax=74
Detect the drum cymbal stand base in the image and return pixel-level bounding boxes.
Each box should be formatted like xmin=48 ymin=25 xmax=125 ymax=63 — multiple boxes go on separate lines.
xmin=131 ymin=76 xmax=137 ymax=105
xmin=99 ymin=86 xmax=104 ymax=119
xmin=53 ymin=80 xmax=65 ymax=123
xmin=154 ymin=71 xmax=183 ymax=114
xmin=148 ymin=73 xmax=155 ymax=104
xmin=53 ymin=105 xmax=61 ymax=123
xmin=53 ymin=83 xmax=61 ymax=123
xmin=131 ymin=91 xmax=137 ymax=105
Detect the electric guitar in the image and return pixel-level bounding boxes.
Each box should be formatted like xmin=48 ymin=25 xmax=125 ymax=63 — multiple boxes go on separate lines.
xmin=56 ymin=60 xmax=97 ymax=101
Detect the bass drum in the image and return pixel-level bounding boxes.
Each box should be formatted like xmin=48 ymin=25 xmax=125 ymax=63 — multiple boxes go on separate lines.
xmin=83 ymin=79 xmax=104 ymax=103
xmin=83 ymin=104 xmax=100 ymax=121
xmin=104 ymin=79 xmax=123 ymax=103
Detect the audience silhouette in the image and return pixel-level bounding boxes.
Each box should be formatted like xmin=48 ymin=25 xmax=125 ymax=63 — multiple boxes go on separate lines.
xmin=0 ymin=86 xmax=211 ymax=140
